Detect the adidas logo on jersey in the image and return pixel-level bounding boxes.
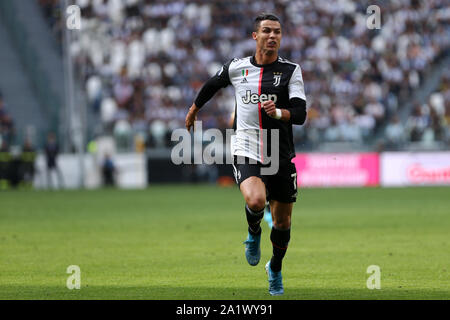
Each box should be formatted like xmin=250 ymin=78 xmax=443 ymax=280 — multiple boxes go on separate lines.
xmin=242 ymin=90 xmax=278 ymax=104
xmin=240 ymin=78 xmax=248 ymax=83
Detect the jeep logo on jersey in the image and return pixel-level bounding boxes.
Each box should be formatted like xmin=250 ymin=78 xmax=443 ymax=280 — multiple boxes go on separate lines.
xmin=242 ymin=90 xmax=277 ymax=104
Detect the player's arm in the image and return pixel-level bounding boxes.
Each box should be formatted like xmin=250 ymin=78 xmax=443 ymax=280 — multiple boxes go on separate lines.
xmin=185 ymin=60 xmax=232 ymax=131
xmin=262 ymin=64 xmax=307 ymax=124
xmin=262 ymin=98 xmax=306 ymax=124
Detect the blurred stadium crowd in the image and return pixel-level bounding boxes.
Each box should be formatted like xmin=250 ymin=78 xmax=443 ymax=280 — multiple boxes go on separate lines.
xmin=35 ymin=0 xmax=450 ymax=151
xmin=1 ymin=91 xmax=36 ymax=189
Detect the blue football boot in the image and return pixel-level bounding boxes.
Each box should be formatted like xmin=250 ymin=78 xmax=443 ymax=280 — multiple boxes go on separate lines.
xmin=265 ymin=260 xmax=284 ymax=296
xmin=243 ymin=232 xmax=261 ymax=266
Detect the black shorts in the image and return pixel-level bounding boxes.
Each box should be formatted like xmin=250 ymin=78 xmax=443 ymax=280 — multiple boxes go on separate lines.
xmin=232 ymin=156 xmax=298 ymax=203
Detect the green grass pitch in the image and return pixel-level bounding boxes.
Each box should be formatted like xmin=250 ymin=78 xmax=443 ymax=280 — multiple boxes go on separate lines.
xmin=0 ymin=185 xmax=449 ymax=300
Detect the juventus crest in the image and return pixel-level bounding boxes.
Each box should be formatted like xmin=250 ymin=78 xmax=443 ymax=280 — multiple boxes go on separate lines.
xmin=273 ymin=72 xmax=282 ymax=86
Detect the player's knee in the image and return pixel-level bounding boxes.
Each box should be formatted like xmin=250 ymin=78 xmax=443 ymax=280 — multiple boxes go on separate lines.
xmin=273 ymin=216 xmax=291 ymax=230
xmin=246 ymin=195 xmax=266 ymax=212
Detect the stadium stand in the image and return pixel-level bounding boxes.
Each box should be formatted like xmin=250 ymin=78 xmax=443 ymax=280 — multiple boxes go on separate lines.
xmin=0 ymin=94 xmax=16 ymax=147
xmin=37 ymin=0 xmax=449 ymax=152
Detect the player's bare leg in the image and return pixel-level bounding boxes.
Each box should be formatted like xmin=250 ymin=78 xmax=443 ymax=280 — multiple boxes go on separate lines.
xmin=265 ymin=200 xmax=293 ymax=295
xmin=240 ymin=176 xmax=266 ymax=266
xmin=270 ymin=200 xmax=293 ymax=230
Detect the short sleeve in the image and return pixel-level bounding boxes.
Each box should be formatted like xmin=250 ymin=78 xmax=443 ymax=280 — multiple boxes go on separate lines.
xmin=215 ymin=59 xmax=233 ymax=87
xmin=288 ymin=65 xmax=306 ymax=101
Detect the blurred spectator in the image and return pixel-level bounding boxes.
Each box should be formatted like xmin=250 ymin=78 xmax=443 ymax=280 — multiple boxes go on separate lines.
xmin=148 ymin=119 xmax=168 ymax=148
xmin=428 ymin=73 xmax=450 ymax=145
xmin=384 ymin=115 xmax=406 ymax=150
xmin=364 ymin=96 xmax=385 ymax=130
xmin=20 ymin=138 xmax=37 ymax=188
xmin=113 ymin=119 xmax=132 ymax=151
xmin=406 ymin=104 xmax=430 ymax=142
xmin=0 ymin=94 xmax=4 ymax=118
xmin=45 ymin=132 xmax=64 ymax=189
xmin=101 ymin=153 xmax=116 ymax=187
xmin=0 ymin=140 xmax=12 ymax=190
xmin=0 ymin=97 xmax=16 ymax=146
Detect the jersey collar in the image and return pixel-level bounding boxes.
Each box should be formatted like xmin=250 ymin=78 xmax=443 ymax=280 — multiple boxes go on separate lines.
xmin=250 ymin=55 xmax=279 ymax=67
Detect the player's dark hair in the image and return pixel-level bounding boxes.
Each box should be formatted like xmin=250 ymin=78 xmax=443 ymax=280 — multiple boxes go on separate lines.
xmin=253 ymin=13 xmax=281 ymax=32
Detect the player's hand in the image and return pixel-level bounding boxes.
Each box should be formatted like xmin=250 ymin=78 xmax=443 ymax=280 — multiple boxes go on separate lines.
xmin=185 ymin=104 xmax=199 ymax=132
xmin=262 ymin=100 xmax=277 ymax=117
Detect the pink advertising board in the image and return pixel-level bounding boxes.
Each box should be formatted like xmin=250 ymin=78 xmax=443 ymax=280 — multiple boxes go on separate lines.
xmin=292 ymin=153 xmax=380 ymax=187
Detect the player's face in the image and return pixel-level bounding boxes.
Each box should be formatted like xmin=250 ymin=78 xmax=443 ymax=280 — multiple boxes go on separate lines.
xmin=252 ymin=20 xmax=282 ymax=54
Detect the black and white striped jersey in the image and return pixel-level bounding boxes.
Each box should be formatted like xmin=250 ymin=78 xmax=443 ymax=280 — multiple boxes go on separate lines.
xmin=197 ymin=55 xmax=306 ymax=163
